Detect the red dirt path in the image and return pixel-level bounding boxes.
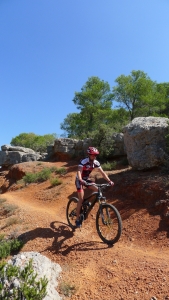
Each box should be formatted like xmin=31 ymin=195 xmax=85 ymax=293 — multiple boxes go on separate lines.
xmin=0 ymin=161 xmax=169 ymax=300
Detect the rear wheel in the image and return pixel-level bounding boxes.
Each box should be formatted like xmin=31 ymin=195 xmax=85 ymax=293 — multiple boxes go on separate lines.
xmin=96 ymin=203 xmax=122 ymax=245
xmin=66 ymin=197 xmax=79 ymax=228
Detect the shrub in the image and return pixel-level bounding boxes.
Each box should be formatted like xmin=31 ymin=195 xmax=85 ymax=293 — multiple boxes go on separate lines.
xmin=23 ymin=173 xmax=38 ymax=184
xmin=56 ymin=167 xmax=67 ymax=175
xmin=50 ymin=178 xmax=62 ymax=187
xmin=0 ymin=200 xmax=18 ymax=220
xmin=2 ymin=203 xmax=18 ymax=216
xmin=10 ymin=238 xmax=24 ymax=253
xmin=22 ymin=167 xmax=67 ymax=185
xmin=37 ymin=168 xmax=51 ymax=182
xmin=0 ymin=241 xmax=11 ymax=259
xmin=49 ymin=166 xmax=58 ymax=173
xmin=3 ymin=217 xmax=20 ymax=229
xmin=59 ymin=281 xmax=76 ymax=297
xmin=0 ymin=259 xmax=48 ymax=300
xmin=23 ymin=168 xmax=52 ymax=184
xmin=0 ymin=238 xmax=24 ymax=259
xmin=102 ymin=161 xmax=117 ymax=171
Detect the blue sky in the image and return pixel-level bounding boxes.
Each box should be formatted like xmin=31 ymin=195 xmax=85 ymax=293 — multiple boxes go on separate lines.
xmin=0 ymin=0 xmax=169 ymax=147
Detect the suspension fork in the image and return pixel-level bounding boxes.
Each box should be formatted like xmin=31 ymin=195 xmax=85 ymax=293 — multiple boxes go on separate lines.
xmin=99 ymin=200 xmax=108 ymax=225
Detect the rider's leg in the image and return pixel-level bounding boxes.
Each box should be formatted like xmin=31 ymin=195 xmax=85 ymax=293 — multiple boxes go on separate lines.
xmin=75 ymin=180 xmax=98 ymax=227
xmin=75 ymin=178 xmax=84 ymax=222
xmin=76 ymin=189 xmax=84 ymax=221
xmin=88 ymin=185 xmax=98 ymax=192
xmin=76 ymin=185 xmax=98 ymax=219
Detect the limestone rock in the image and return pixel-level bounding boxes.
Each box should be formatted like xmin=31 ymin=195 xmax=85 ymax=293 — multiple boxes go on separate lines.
xmin=1 ymin=145 xmax=35 ymax=153
xmin=123 ymin=117 xmax=169 ymax=170
xmin=0 ymin=145 xmax=42 ymax=167
xmin=112 ymin=133 xmax=126 ymax=156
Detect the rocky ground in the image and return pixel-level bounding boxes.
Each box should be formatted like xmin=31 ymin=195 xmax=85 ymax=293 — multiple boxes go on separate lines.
xmin=0 ymin=160 xmax=169 ymax=300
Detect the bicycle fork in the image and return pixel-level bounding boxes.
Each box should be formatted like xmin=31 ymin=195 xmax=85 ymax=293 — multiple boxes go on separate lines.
xmin=99 ymin=203 xmax=110 ymax=226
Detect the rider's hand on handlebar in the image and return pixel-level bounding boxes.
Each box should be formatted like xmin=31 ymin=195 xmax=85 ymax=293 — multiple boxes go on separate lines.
xmin=109 ymin=181 xmax=114 ymax=186
xmin=80 ymin=179 xmax=87 ymax=186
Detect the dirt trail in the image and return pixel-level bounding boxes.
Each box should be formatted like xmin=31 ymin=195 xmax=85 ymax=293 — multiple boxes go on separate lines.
xmin=1 ymin=161 xmax=169 ymax=300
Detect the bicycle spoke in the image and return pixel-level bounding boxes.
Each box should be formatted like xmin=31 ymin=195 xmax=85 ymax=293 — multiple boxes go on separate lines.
xmin=96 ymin=204 xmax=122 ymax=245
xmin=69 ymin=209 xmax=76 ymax=217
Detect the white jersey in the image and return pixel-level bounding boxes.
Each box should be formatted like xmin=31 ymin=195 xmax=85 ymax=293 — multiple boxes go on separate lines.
xmin=77 ymin=157 xmax=101 ymax=180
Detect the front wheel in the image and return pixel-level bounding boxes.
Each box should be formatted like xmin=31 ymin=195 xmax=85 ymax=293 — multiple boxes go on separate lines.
xmin=66 ymin=197 xmax=79 ymax=228
xmin=96 ymin=203 xmax=122 ymax=245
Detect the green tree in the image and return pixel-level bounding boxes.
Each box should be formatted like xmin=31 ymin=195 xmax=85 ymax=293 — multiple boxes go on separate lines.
xmin=11 ymin=133 xmax=36 ymax=149
xmin=107 ymin=108 xmax=130 ymax=131
xmin=157 ymin=82 xmax=169 ymax=116
xmin=61 ymin=76 xmax=114 ymax=138
xmin=112 ymin=70 xmax=157 ymax=120
xmin=11 ymin=133 xmax=57 ymax=152
xmin=60 ymin=113 xmax=85 ymax=138
xmin=89 ymin=123 xmax=115 ymax=159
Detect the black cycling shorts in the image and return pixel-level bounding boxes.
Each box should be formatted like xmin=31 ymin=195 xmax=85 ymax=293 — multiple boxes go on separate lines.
xmin=75 ymin=178 xmax=94 ymax=192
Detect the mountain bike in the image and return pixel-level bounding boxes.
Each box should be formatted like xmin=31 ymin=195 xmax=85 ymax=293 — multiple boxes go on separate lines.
xmin=66 ymin=183 xmax=122 ymax=245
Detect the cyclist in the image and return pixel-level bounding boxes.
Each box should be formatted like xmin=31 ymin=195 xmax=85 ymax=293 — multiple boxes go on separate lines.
xmin=75 ymin=146 xmax=114 ymax=228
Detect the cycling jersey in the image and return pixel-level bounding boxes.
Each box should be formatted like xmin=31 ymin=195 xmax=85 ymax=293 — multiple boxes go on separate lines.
xmin=77 ymin=157 xmax=101 ymax=180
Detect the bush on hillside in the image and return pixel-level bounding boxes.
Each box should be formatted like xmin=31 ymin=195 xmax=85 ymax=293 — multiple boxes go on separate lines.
xmin=23 ymin=168 xmax=52 ymax=184
xmin=0 ymin=238 xmax=24 ymax=259
xmin=0 ymin=259 xmax=48 ymax=300
xmin=102 ymin=161 xmax=117 ymax=171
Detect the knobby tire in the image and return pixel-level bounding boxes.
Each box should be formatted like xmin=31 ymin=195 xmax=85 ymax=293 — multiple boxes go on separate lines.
xmin=66 ymin=197 xmax=79 ymax=228
xmin=96 ymin=203 xmax=122 ymax=245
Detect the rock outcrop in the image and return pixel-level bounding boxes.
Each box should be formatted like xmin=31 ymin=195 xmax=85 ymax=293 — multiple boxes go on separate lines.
xmin=0 ymin=145 xmax=42 ymax=167
xmin=1 ymin=117 xmax=169 ymax=170
xmin=52 ymin=135 xmax=126 ymax=160
xmin=112 ymin=133 xmax=126 ymax=156
xmin=53 ymin=138 xmax=91 ymax=160
xmin=123 ymin=116 xmax=169 ymax=170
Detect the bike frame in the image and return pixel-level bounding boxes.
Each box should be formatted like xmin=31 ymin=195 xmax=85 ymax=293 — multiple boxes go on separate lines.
xmin=67 ymin=182 xmax=122 ymax=245
xmin=82 ymin=185 xmax=107 ymax=219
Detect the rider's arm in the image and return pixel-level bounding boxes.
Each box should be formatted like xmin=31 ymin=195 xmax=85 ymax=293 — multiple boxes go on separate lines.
xmin=98 ymin=167 xmax=114 ymax=185
xmin=77 ymin=165 xmax=83 ymax=181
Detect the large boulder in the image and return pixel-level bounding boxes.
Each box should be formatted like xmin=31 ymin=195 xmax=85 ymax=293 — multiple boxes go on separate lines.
xmin=112 ymin=133 xmax=126 ymax=156
xmin=53 ymin=138 xmax=89 ymax=160
xmin=52 ymin=136 xmax=126 ymax=160
xmin=1 ymin=145 xmax=35 ymax=153
xmin=123 ymin=117 xmax=169 ymax=170
xmin=0 ymin=145 xmax=42 ymax=167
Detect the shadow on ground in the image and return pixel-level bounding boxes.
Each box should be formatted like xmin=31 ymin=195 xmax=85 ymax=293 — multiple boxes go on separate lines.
xmin=18 ymin=221 xmax=110 ymax=256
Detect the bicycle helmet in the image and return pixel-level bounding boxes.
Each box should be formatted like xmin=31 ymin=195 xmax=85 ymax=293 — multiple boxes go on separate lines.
xmin=87 ymin=147 xmax=99 ymax=155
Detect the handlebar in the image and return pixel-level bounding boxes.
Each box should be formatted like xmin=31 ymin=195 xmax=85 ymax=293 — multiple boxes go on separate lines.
xmin=84 ymin=182 xmax=112 ymax=188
